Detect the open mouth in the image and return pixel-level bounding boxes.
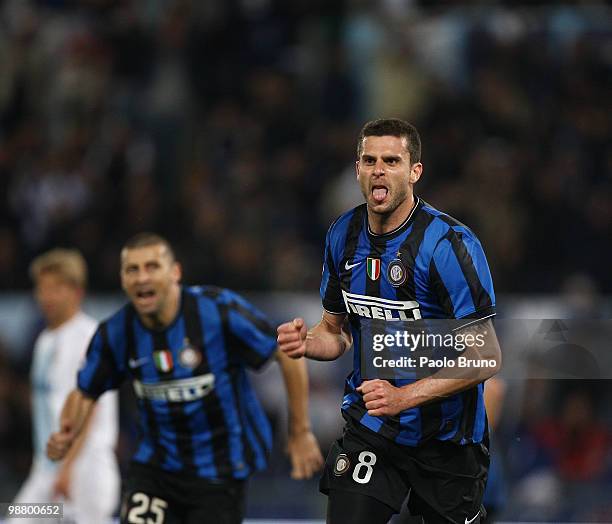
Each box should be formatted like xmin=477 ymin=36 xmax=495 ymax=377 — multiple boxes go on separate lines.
xmin=372 ymin=185 xmax=388 ymax=203
xmin=135 ymin=290 xmax=156 ymax=305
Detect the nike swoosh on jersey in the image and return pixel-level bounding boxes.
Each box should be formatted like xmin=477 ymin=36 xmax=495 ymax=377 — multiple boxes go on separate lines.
xmin=465 ymin=510 xmax=480 ymax=524
xmin=128 ymin=357 xmax=149 ymax=369
xmin=345 ymin=260 xmax=362 ymax=270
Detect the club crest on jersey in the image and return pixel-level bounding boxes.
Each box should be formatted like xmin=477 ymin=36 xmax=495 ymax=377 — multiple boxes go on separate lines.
xmin=153 ymin=350 xmax=173 ymax=373
xmin=388 ymin=258 xmax=407 ymax=287
xmin=179 ymin=338 xmax=202 ymax=369
xmin=366 ymin=258 xmax=381 ymax=280
xmin=333 ymin=453 xmax=351 ymax=476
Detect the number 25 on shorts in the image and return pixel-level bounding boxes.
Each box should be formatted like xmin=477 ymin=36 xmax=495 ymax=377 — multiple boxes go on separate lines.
xmin=352 ymin=451 xmax=377 ymax=484
xmin=126 ymin=492 xmax=168 ymax=524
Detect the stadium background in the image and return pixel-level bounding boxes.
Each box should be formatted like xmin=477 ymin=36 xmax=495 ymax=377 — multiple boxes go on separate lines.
xmin=0 ymin=1 xmax=611 ymax=522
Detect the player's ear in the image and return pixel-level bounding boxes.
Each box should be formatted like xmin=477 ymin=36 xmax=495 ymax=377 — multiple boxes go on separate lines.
xmin=120 ymin=276 xmax=129 ymax=294
xmin=172 ymin=262 xmax=182 ymax=283
xmin=409 ymin=162 xmax=423 ymax=184
xmin=119 ymin=266 xmax=128 ymax=291
xmin=355 ymin=160 xmax=360 ymax=178
xmin=119 ymin=250 xmax=128 ymax=285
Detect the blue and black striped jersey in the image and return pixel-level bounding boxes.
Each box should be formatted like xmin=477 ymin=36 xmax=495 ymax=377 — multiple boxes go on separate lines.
xmin=320 ymin=197 xmax=496 ymax=446
xmin=78 ymin=285 xmax=277 ymax=479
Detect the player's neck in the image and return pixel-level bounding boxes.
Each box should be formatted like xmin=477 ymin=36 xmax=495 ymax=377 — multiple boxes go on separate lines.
xmin=140 ymin=285 xmax=181 ymax=330
xmin=368 ymin=194 xmax=415 ymax=235
xmin=46 ymin=307 xmax=80 ymax=330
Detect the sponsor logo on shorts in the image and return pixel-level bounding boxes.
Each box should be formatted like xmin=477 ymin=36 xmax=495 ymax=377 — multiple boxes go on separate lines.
xmin=333 ymin=453 xmax=351 ymax=476
xmin=465 ymin=510 xmax=480 ymax=524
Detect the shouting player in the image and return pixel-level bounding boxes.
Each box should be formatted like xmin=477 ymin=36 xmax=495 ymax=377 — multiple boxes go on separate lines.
xmin=47 ymin=233 xmax=323 ymax=524
xmin=277 ymin=119 xmax=501 ymax=524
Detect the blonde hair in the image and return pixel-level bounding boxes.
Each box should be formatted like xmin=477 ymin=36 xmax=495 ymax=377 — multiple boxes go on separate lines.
xmin=29 ymin=248 xmax=88 ymax=289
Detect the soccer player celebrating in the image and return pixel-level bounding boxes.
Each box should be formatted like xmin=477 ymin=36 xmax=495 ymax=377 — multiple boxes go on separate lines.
xmin=11 ymin=249 xmax=119 ymax=524
xmin=277 ymin=119 xmax=501 ymax=524
xmin=47 ymin=233 xmax=323 ymax=524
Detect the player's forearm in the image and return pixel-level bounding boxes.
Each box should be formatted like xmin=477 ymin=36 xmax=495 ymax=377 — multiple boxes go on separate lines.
xmin=60 ymin=402 xmax=97 ymax=466
xmin=399 ymin=375 xmax=489 ymax=411
xmin=304 ymin=318 xmax=352 ymax=361
xmin=276 ymin=350 xmax=312 ymax=434
xmin=47 ymin=389 xmax=96 ymax=461
xmin=400 ymin=338 xmax=501 ymax=409
xmin=62 ymin=389 xmax=96 ymax=438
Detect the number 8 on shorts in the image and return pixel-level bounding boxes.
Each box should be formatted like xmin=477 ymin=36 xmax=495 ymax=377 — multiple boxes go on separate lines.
xmin=352 ymin=451 xmax=377 ymax=484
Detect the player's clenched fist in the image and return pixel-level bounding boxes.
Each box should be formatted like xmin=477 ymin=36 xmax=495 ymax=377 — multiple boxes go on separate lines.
xmin=357 ymin=379 xmax=407 ymax=417
xmin=277 ymin=318 xmax=308 ymax=359
xmin=46 ymin=422 xmax=75 ymax=461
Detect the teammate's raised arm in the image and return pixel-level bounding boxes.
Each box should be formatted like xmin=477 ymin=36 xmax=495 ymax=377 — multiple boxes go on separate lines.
xmin=277 ymin=311 xmax=352 ymax=361
xmin=46 ymin=389 xmax=96 ymax=461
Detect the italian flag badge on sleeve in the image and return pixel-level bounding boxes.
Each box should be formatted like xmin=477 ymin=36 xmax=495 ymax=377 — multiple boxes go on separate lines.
xmin=153 ymin=350 xmax=173 ymax=372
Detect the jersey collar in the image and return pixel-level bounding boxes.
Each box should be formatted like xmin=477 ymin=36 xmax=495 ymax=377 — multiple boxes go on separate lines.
xmin=366 ymin=196 xmax=422 ymax=243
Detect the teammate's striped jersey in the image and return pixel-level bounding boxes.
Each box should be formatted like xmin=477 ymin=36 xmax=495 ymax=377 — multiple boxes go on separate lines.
xmin=320 ymin=197 xmax=496 ymax=446
xmin=78 ymin=285 xmax=277 ymax=479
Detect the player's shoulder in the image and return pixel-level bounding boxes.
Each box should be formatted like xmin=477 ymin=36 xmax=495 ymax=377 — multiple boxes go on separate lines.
xmin=185 ymin=285 xmax=268 ymax=324
xmin=96 ymin=303 xmax=132 ymax=341
xmin=327 ymin=203 xmax=367 ymax=239
xmin=419 ymin=199 xmax=482 ymax=246
xmin=56 ymin=311 xmax=96 ymax=344
xmin=326 ymin=204 xmax=367 ymax=261
xmin=184 ymin=285 xmax=241 ymax=306
xmin=185 ymin=284 xmax=224 ymax=300
xmin=69 ymin=311 xmax=98 ymax=337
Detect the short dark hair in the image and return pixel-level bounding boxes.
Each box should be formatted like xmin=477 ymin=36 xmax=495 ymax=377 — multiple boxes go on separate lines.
xmin=357 ymin=118 xmax=421 ymax=163
xmin=122 ymin=232 xmax=176 ymax=261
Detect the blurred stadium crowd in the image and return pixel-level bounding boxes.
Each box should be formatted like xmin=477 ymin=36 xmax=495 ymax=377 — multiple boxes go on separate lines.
xmin=1 ymin=1 xmax=611 ymax=293
xmin=1 ymin=0 xmax=611 ymax=522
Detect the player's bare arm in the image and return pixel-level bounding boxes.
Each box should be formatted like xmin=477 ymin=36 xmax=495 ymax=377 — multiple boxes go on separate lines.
xmin=52 ymin=402 xmax=98 ymax=499
xmin=277 ymin=311 xmax=352 ymax=361
xmin=275 ymin=349 xmax=324 ymax=479
xmin=46 ymin=389 xmax=96 ymax=461
xmin=358 ymin=319 xmax=501 ymax=417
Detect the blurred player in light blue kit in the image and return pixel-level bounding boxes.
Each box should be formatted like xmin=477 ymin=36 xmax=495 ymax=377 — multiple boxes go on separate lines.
xmin=10 ymin=249 xmax=120 ymax=524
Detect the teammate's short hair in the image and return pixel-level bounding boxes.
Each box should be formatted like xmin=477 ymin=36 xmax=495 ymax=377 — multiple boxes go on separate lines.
xmin=29 ymin=248 xmax=88 ymax=288
xmin=122 ymin=232 xmax=176 ymax=261
xmin=357 ymin=118 xmax=421 ymax=164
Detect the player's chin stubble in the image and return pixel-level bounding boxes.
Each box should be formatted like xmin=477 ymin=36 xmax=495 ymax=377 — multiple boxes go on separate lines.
xmin=368 ymin=191 xmax=404 ymax=217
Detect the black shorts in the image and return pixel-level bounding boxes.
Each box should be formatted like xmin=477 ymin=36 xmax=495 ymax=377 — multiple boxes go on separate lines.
xmin=120 ymin=462 xmax=247 ymax=524
xmin=320 ymin=417 xmax=489 ymax=524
